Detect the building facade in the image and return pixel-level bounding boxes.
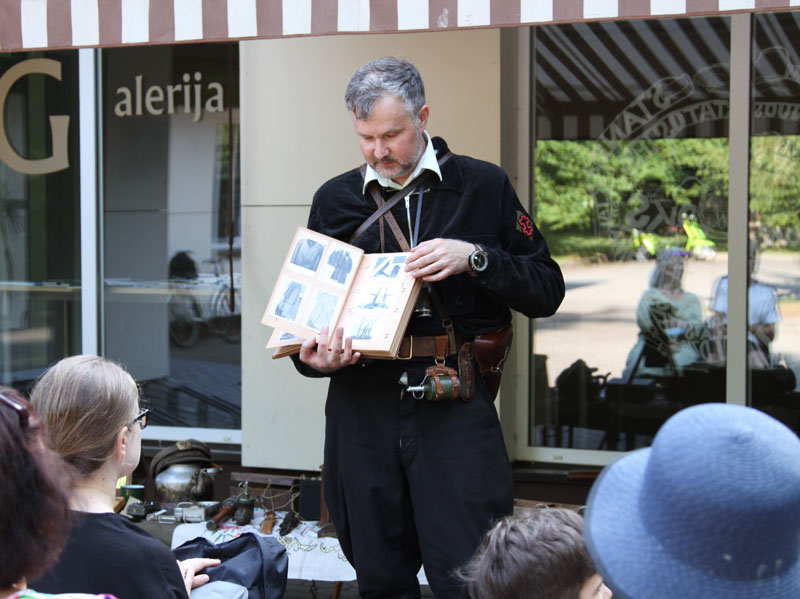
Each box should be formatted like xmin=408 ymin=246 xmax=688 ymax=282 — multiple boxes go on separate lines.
xmin=1 ymin=2 xmax=799 ymax=474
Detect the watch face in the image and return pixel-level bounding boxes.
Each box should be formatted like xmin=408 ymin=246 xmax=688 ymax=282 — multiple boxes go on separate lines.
xmin=471 ymin=250 xmax=488 ymax=271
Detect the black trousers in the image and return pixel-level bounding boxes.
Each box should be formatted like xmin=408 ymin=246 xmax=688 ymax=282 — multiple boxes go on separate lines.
xmin=323 ymin=361 xmax=513 ymax=599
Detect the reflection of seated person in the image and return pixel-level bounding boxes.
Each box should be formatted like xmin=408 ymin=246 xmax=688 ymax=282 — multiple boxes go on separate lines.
xmin=622 ymin=249 xmax=703 ymax=380
xmin=709 ymin=247 xmax=779 ymax=367
xmin=168 ymin=251 xmax=198 ymax=281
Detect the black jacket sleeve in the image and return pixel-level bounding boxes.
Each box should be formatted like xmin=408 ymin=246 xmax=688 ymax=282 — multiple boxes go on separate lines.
xmin=471 ymin=172 xmax=564 ymax=319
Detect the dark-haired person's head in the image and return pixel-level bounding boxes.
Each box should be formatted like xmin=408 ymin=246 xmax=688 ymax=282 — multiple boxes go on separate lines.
xmin=0 ymin=385 xmax=72 ymax=592
xmin=461 ymin=508 xmax=611 ymax=599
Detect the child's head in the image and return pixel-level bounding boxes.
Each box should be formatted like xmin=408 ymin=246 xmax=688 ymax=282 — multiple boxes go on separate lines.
xmin=461 ymin=508 xmax=611 ymax=599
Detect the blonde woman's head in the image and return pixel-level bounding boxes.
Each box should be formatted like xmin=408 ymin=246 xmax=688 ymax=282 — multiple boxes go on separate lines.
xmin=30 ymin=355 xmax=140 ymax=478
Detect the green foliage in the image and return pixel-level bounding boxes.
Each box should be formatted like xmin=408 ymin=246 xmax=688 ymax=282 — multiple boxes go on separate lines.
xmin=535 ymin=136 xmax=799 ymax=248
xmin=541 ymin=231 xmax=620 ymax=260
xmin=542 ymin=230 xmax=730 ymax=262
xmin=535 ymin=138 xmax=733 ymax=233
xmin=750 ymin=136 xmax=800 ymax=228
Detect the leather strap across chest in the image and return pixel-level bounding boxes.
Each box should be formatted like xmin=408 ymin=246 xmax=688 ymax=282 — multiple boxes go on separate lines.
xmin=352 ymin=151 xmax=457 ymax=353
xmin=350 ymin=151 xmax=452 ymax=251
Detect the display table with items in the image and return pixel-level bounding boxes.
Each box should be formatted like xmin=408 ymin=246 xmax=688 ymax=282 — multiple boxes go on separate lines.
xmin=140 ymin=442 xmax=429 ymax=586
xmin=170 ymin=508 xmax=429 ymax=585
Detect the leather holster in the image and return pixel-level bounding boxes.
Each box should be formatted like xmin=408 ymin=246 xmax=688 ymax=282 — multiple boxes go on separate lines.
xmin=458 ymin=342 xmax=475 ymax=402
xmin=473 ymin=324 xmax=514 ymax=401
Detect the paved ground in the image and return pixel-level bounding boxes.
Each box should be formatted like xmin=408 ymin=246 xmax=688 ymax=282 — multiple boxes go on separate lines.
xmin=536 ymin=251 xmax=800 ymax=386
xmin=283 ymin=580 xmax=436 ymax=598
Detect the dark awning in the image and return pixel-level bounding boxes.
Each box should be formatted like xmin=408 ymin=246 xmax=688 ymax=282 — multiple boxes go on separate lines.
xmin=535 ymin=11 xmax=800 ymax=139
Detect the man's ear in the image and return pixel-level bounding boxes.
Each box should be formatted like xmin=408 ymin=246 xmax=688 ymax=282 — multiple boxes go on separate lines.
xmin=417 ymin=105 xmax=429 ymax=129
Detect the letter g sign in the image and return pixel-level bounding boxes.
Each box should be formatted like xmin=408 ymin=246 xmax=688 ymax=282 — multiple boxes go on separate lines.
xmin=0 ymin=58 xmax=69 ymax=175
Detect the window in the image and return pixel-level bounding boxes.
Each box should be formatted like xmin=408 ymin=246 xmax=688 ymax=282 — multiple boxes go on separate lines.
xmin=0 ymin=52 xmax=81 ymax=389
xmin=747 ymin=12 xmax=800 ymax=431
xmin=529 ymin=18 xmax=732 ymax=458
xmin=101 ymin=44 xmax=241 ymax=438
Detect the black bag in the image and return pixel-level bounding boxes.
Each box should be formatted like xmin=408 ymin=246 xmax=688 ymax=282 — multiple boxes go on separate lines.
xmin=173 ymin=532 xmax=288 ymax=599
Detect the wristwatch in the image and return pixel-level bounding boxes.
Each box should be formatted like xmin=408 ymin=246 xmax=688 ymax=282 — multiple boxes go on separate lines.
xmin=468 ymin=245 xmax=489 ymax=274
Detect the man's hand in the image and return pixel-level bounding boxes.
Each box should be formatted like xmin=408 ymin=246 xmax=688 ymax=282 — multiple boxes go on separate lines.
xmin=405 ymin=238 xmax=474 ymax=282
xmin=298 ymin=325 xmax=361 ymax=373
xmin=178 ymin=557 xmax=221 ymax=595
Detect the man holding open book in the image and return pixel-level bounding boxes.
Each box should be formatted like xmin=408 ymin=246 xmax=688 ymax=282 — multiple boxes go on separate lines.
xmin=292 ymin=57 xmax=564 ymax=599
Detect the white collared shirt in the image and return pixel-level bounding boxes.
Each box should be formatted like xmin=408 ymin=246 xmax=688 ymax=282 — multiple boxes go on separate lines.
xmin=362 ymin=131 xmax=442 ymax=193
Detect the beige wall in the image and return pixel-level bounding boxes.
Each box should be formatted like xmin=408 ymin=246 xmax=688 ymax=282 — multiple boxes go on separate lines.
xmin=241 ymin=29 xmax=503 ymax=470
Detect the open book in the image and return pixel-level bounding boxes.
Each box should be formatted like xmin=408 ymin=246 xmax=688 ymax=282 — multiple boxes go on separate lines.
xmin=261 ymin=226 xmax=423 ymax=359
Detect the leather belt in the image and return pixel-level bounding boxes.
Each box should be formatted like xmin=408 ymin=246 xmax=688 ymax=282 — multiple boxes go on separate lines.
xmin=397 ymin=334 xmax=471 ymax=360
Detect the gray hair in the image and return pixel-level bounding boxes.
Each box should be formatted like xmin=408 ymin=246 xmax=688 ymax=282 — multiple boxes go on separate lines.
xmin=345 ymin=57 xmax=426 ymax=121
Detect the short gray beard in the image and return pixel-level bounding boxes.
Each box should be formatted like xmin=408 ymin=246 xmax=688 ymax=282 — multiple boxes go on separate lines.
xmin=373 ymin=127 xmax=426 ymax=182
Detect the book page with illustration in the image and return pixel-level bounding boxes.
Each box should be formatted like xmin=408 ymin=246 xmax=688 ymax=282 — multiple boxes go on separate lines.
xmin=262 ymin=226 xmax=422 ymax=358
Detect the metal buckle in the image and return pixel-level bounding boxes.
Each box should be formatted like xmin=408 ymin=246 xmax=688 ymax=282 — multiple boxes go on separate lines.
xmin=397 ymin=336 xmax=413 ymax=360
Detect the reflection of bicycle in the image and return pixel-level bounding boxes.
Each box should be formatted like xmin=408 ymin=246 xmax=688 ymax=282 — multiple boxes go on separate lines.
xmin=168 ymin=276 xmax=242 ymax=348
xmin=167 ymin=252 xmax=241 ymax=348
xmin=208 ymin=283 xmax=241 ymax=343
xmin=168 ymin=284 xmax=203 ymax=348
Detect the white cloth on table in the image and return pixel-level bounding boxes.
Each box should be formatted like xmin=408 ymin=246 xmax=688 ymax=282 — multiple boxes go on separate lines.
xmin=171 ymin=509 xmax=428 ymax=585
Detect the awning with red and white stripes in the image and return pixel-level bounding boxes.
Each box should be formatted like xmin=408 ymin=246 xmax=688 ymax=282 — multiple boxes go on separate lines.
xmin=1 ymin=0 xmax=798 ymax=53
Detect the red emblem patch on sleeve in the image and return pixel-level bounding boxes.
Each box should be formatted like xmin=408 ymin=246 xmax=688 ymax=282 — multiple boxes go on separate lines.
xmin=516 ymin=211 xmax=535 ymax=240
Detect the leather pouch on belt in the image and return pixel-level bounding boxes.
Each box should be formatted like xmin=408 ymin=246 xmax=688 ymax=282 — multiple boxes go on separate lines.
xmin=458 ymin=342 xmax=475 ymax=402
xmin=423 ymin=364 xmax=460 ymax=401
xmin=473 ymin=324 xmax=514 ymax=401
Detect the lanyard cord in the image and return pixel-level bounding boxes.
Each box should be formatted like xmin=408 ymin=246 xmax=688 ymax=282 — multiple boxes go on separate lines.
xmin=404 ymin=193 xmax=413 ymax=246
xmin=414 ymin=190 xmax=423 ymax=247
xmin=404 ymin=189 xmax=425 ymax=248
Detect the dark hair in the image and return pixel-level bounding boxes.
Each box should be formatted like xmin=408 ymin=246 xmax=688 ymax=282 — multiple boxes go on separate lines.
xmin=0 ymin=386 xmax=73 ymax=588
xmin=460 ymin=508 xmax=596 ymax=599
xmin=345 ymin=57 xmax=426 ymax=121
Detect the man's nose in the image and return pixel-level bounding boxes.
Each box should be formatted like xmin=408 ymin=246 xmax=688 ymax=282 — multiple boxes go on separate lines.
xmin=374 ymin=141 xmax=390 ymax=158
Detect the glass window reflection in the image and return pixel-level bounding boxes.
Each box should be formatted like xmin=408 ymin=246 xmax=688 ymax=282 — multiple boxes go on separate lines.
xmin=747 ymin=12 xmax=800 ymax=432
xmin=102 ymin=43 xmax=241 ymax=430
xmin=0 ymin=51 xmax=81 ymax=389
xmin=531 ymin=18 xmax=731 ymax=451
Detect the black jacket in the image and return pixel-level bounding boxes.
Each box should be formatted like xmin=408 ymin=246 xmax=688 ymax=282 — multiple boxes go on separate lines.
xmin=307 ymin=136 xmax=563 ymax=333
xmin=32 ymin=512 xmax=188 ymax=599
xmin=293 ymin=137 xmax=564 ymax=377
